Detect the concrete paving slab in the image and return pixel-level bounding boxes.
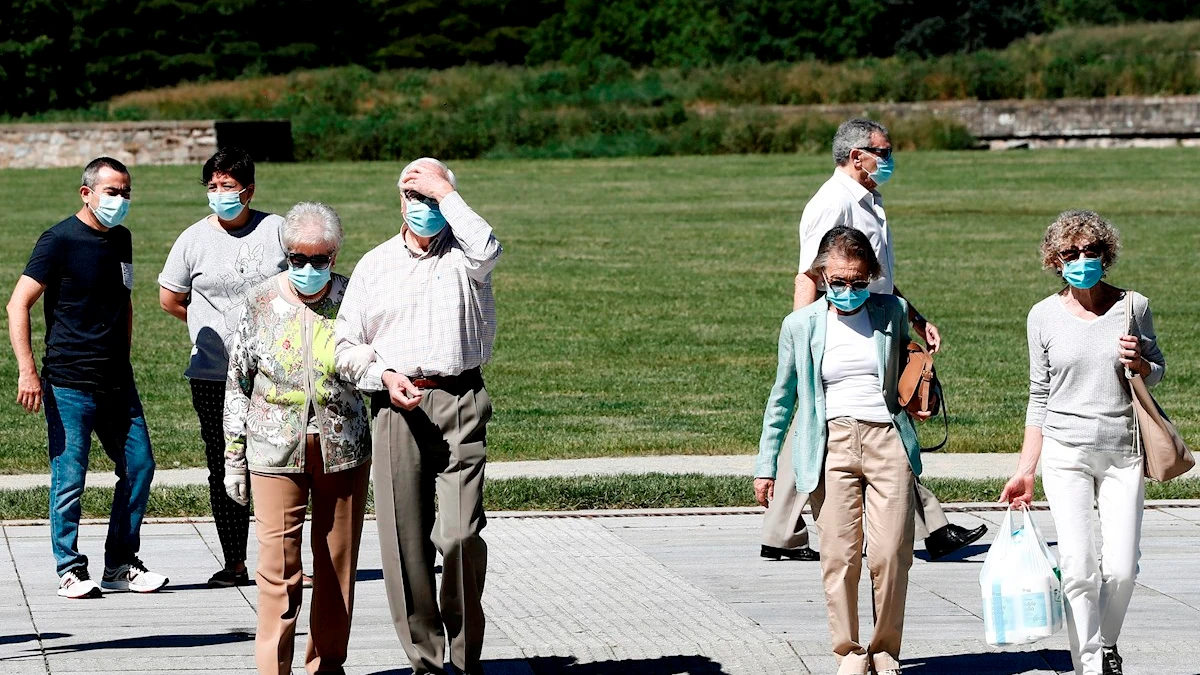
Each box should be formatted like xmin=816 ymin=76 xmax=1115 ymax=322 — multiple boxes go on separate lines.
xmin=2 ymin=507 xmax=1198 ymax=674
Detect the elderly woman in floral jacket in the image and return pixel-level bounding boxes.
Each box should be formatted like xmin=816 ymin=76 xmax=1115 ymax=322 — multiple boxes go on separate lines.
xmin=223 ymin=201 xmax=372 ymax=675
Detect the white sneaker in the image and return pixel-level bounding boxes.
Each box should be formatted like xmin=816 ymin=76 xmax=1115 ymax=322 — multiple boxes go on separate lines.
xmin=58 ymin=568 xmax=102 ymax=599
xmin=101 ymin=558 xmax=168 ymax=593
xmin=877 ymin=670 xmax=902 ymax=675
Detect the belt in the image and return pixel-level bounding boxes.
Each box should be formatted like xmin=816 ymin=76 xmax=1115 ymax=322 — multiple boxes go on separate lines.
xmin=409 ymin=367 xmax=482 ymax=391
xmin=370 ymin=368 xmax=483 ymax=413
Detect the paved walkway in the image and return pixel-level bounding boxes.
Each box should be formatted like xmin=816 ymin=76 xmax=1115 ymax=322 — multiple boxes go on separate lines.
xmin=0 ymin=453 xmax=1018 ymax=490
xmin=2 ymin=505 xmax=1197 ymax=674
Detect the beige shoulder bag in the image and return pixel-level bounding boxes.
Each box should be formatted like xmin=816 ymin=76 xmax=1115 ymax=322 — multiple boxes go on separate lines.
xmin=1124 ymin=292 xmax=1194 ymax=481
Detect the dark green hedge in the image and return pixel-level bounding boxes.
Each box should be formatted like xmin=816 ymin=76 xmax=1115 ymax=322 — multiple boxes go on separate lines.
xmin=5 ymin=0 xmax=1200 ymax=117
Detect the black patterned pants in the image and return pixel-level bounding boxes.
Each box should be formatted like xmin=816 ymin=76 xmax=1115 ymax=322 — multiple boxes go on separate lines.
xmin=190 ymin=379 xmax=250 ymax=566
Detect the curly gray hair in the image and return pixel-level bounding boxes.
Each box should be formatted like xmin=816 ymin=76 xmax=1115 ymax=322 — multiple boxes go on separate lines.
xmin=1039 ymin=210 xmax=1121 ymax=272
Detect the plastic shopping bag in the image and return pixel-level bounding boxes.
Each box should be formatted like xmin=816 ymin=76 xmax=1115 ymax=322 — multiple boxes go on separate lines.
xmin=978 ymin=505 xmax=1065 ymax=646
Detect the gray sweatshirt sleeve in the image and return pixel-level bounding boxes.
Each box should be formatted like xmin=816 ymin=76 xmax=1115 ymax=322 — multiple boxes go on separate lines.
xmin=1133 ymin=294 xmax=1166 ymax=387
xmin=1025 ymin=306 xmax=1051 ymax=428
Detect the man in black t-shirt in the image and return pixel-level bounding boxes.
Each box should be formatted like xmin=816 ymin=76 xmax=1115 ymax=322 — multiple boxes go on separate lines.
xmin=6 ymin=157 xmax=168 ymax=598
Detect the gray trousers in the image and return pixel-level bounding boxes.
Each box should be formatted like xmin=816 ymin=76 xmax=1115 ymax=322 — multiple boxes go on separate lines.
xmin=762 ymin=424 xmax=949 ymax=549
xmin=372 ymin=381 xmax=492 ymax=675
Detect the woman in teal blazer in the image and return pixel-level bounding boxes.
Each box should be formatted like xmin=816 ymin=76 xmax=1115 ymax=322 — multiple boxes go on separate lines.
xmin=754 ymin=226 xmax=925 ymax=675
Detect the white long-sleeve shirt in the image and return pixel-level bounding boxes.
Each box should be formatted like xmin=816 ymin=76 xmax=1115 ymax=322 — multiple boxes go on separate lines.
xmin=334 ymin=191 xmax=501 ymax=392
xmin=797 ymin=170 xmax=895 ymax=294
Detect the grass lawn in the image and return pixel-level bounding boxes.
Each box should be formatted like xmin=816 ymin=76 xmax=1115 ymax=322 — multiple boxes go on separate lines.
xmin=2 ymin=475 xmax=1199 ymax=520
xmin=0 ymin=150 xmax=1197 ymax=473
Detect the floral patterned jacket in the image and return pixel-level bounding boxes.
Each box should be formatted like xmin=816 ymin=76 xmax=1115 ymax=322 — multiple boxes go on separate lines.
xmin=224 ymin=273 xmax=371 ymax=475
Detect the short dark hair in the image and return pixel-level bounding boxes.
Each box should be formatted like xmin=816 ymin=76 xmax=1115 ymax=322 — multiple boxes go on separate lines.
xmin=808 ymin=226 xmax=883 ymax=279
xmin=202 ymin=146 xmax=255 ymax=187
xmin=81 ymin=156 xmax=130 ymax=187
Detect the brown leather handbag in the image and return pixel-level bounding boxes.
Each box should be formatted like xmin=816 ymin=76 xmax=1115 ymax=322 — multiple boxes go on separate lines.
xmin=898 ymin=341 xmax=948 ymax=450
xmin=1124 ymin=293 xmax=1195 ymax=481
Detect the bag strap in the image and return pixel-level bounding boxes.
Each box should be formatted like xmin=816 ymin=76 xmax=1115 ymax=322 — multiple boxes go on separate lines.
xmin=922 ymin=386 xmax=949 ymax=451
xmin=1123 ymin=291 xmax=1135 ymax=380
xmin=1122 ymin=290 xmax=1143 ymax=456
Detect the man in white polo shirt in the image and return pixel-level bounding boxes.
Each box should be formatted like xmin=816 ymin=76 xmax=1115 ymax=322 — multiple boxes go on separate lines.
xmin=760 ymin=118 xmax=987 ymax=563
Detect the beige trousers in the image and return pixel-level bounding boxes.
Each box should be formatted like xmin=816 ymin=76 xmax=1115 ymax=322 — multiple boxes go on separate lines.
xmin=251 ymin=436 xmax=370 ymax=675
xmin=372 ymin=382 xmax=491 ymax=675
xmin=811 ymin=418 xmax=915 ymax=675
xmin=763 ymin=426 xmax=946 ymax=548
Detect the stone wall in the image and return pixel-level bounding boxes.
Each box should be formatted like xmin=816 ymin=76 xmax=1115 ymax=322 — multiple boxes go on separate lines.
xmin=0 ymin=120 xmax=292 ymax=169
xmin=772 ymin=96 xmax=1200 ymax=149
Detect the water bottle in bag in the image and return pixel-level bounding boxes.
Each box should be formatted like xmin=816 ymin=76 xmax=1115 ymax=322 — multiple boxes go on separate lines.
xmin=979 ymin=505 xmax=1064 ymax=646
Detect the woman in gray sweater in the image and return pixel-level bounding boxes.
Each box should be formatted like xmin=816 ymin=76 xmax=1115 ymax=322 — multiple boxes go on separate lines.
xmin=1000 ymin=210 xmax=1164 ymax=675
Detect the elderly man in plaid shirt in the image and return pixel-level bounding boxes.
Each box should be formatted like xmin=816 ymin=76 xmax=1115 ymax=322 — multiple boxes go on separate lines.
xmin=335 ymin=157 xmax=501 ymax=675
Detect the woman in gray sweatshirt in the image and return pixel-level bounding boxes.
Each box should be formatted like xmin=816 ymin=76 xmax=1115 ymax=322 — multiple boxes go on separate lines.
xmin=1000 ymin=210 xmax=1164 ymax=675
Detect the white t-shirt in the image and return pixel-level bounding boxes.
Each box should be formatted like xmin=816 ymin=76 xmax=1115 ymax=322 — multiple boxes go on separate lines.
xmin=822 ymin=308 xmax=892 ymax=423
xmin=797 ymin=171 xmax=894 ymax=294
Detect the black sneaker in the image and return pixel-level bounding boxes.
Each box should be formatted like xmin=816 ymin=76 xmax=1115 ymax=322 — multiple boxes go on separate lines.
xmin=1102 ymin=645 xmax=1123 ymax=675
xmin=207 ymin=567 xmax=251 ymax=588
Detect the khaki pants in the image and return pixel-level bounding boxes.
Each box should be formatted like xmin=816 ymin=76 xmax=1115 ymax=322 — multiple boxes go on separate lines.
xmin=761 ymin=424 xmax=811 ymax=549
xmin=811 ymin=418 xmax=915 ymax=675
xmin=251 ymin=436 xmax=370 ymax=675
xmin=763 ymin=426 xmax=946 ymax=548
xmin=372 ymin=381 xmax=491 ymax=675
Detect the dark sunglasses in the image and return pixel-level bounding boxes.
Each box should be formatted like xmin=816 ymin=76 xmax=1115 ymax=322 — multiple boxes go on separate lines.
xmin=403 ymin=190 xmax=438 ymax=206
xmin=1058 ymin=243 xmax=1105 ymax=262
xmin=287 ymin=252 xmax=333 ymax=270
xmin=826 ymin=277 xmax=871 ymax=292
xmin=857 ymin=146 xmax=892 ymax=161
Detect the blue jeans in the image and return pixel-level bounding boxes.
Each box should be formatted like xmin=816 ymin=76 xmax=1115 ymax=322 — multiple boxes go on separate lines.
xmin=44 ymin=383 xmax=155 ymax=576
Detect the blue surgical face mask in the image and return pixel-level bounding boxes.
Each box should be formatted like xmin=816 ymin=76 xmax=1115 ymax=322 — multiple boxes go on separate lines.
xmin=92 ymin=193 xmax=130 ymax=228
xmin=826 ymin=283 xmax=870 ymax=313
xmin=1062 ymin=256 xmax=1104 ymax=290
xmin=868 ymin=154 xmax=894 ymax=186
xmin=404 ymin=200 xmax=447 ymax=238
xmin=208 ymin=189 xmax=247 ymax=221
xmin=288 ymin=263 xmax=331 ymax=296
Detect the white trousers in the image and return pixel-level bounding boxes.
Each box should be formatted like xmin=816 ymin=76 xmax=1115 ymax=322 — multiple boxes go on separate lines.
xmin=1041 ymin=437 xmax=1144 ymax=675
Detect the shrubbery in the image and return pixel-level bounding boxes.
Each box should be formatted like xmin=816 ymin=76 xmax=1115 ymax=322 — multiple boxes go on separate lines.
xmin=5 ymin=0 xmax=1200 ymax=117
xmin=10 ymin=21 xmax=1200 ymax=161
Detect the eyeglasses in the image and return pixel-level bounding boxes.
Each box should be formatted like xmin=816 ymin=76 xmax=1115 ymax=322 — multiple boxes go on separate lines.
xmin=825 ymin=276 xmax=871 ymax=292
xmin=1058 ymin=243 xmax=1105 ymax=262
xmin=857 ymin=146 xmax=892 ymax=161
xmin=403 ymin=190 xmax=438 ymax=207
xmin=287 ymin=252 xmax=333 ymax=270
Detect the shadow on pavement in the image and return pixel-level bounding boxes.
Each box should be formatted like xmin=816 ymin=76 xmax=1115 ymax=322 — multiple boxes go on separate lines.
xmin=357 ymin=568 xmax=385 ymax=582
xmin=914 ymin=543 xmax=990 ymax=562
xmin=158 ymin=582 xmax=230 ymax=592
xmin=0 ymin=632 xmax=69 ymax=646
xmin=37 ymin=630 xmax=254 ymax=654
xmin=901 ymin=649 xmax=1073 ymax=674
xmin=369 ymin=655 xmax=731 ymax=675
xmin=357 ymin=567 xmax=439 ymax=582
xmin=915 ymin=540 xmax=1059 ymax=563
xmin=528 ymin=655 xmax=732 ymax=674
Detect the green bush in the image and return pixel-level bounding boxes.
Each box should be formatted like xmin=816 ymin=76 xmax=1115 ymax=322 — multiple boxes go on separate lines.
xmin=16 ymin=21 xmax=1200 ymax=161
